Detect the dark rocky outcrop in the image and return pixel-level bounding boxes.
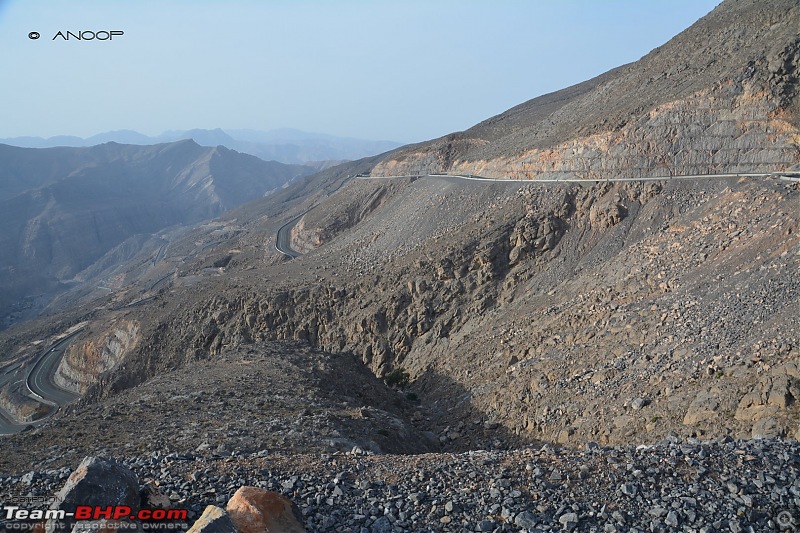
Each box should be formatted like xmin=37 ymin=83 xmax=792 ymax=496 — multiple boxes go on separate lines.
xmin=44 ymin=456 xmax=140 ymax=533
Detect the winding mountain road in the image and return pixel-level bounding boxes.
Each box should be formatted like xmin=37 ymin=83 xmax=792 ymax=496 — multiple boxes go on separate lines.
xmin=275 ymin=174 xmax=355 ymax=258
xmin=363 ymin=171 xmax=781 ymax=183
xmin=275 ymin=170 xmax=795 ymax=258
xmin=26 ymin=331 xmax=82 ymax=407
xmin=0 ymin=329 xmax=83 ymax=435
xmin=275 ymin=213 xmax=306 ymax=258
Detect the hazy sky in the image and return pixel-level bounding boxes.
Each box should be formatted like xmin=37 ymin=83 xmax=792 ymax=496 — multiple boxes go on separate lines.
xmin=0 ymin=0 xmax=720 ymax=143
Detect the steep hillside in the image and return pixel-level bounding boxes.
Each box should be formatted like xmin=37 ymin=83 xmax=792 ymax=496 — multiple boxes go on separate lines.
xmin=0 ymin=140 xmax=312 ymax=327
xmin=60 ymin=172 xmax=790 ymax=449
xmin=373 ymin=0 xmax=799 ymax=179
xmin=0 ymin=0 xmax=798 ymax=459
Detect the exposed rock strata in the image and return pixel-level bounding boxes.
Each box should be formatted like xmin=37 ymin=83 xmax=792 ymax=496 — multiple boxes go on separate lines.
xmin=55 ymin=320 xmax=140 ymax=393
xmin=372 ymin=84 xmax=800 ymax=180
xmin=0 ymin=385 xmax=48 ymax=423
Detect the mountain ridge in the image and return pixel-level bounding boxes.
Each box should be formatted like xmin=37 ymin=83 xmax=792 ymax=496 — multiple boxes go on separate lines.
xmin=0 ymin=128 xmax=403 ymax=166
xmin=0 ymin=140 xmax=313 ymax=327
xmin=373 ymin=0 xmax=799 ymax=178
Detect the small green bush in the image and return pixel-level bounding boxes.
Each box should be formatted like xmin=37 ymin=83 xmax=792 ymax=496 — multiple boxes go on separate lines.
xmin=385 ymin=367 xmax=410 ymax=387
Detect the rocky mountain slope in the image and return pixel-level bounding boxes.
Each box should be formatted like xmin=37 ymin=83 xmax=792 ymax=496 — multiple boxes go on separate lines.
xmin=0 ymin=341 xmax=435 ymax=474
xmin=0 ymin=0 xmax=798 ymax=490
xmin=0 ymin=140 xmax=312 ymax=327
xmin=373 ymin=0 xmax=799 ymax=179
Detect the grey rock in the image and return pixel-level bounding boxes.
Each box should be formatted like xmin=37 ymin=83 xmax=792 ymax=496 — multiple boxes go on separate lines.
xmin=620 ymin=483 xmax=638 ymax=497
xmin=665 ymin=510 xmax=680 ymax=528
xmin=478 ymin=520 xmax=497 ymax=532
xmin=559 ymin=512 xmax=579 ymax=528
xmin=514 ymin=510 xmax=537 ymax=528
xmin=187 ymin=506 xmax=236 ymax=533
xmin=46 ymin=457 xmax=140 ymax=533
xmin=631 ymin=398 xmax=648 ymax=410
xmin=371 ymin=516 xmax=392 ymax=533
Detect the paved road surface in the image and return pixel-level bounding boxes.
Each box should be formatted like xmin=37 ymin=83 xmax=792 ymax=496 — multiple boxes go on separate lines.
xmin=26 ymin=331 xmax=82 ymax=407
xmin=0 ymin=330 xmax=84 ymax=434
xmin=363 ymin=171 xmax=778 ymax=183
xmin=275 ymin=213 xmax=306 ymax=258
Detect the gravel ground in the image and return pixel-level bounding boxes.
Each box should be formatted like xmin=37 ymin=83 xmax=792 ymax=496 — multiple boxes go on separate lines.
xmin=2 ymin=438 xmax=798 ymax=532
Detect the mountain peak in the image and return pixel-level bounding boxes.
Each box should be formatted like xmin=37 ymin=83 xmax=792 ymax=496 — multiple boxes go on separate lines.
xmin=372 ymin=0 xmax=799 ymax=179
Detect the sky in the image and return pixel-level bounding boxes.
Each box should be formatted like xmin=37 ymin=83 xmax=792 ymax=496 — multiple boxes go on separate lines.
xmin=0 ymin=0 xmax=721 ymax=144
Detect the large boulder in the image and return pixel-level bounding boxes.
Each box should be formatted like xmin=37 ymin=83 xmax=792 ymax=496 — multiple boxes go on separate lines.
xmin=45 ymin=457 xmax=140 ymax=533
xmin=226 ymin=487 xmax=305 ymax=533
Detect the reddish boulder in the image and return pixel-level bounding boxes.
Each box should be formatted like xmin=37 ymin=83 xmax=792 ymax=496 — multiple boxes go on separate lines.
xmin=226 ymin=487 xmax=305 ymax=533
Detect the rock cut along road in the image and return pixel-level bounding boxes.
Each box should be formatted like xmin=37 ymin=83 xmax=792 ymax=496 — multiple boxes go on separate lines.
xmin=274 ymin=175 xmax=356 ymax=259
xmin=0 ymin=329 xmax=83 ymax=435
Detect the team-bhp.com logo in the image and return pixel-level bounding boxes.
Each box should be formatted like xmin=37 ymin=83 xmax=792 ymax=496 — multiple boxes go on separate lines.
xmin=28 ymin=31 xmax=124 ymax=40
xmin=3 ymin=505 xmax=187 ymax=529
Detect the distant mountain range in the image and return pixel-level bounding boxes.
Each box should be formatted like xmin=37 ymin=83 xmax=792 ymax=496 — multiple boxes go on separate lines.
xmin=0 ymin=139 xmax=313 ymax=324
xmin=0 ymin=129 xmax=403 ymax=165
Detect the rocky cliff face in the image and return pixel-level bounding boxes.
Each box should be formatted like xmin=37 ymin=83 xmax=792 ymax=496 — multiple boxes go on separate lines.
xmin=289 ymin=179 xmax=391 ymax=254
xmin=372 ymin=83 xmax=800 ymax=179
xmin=0 ymin=385 xmax=49 ymax=423
xmin=55 ymin=321 xmax=140 ymax=394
